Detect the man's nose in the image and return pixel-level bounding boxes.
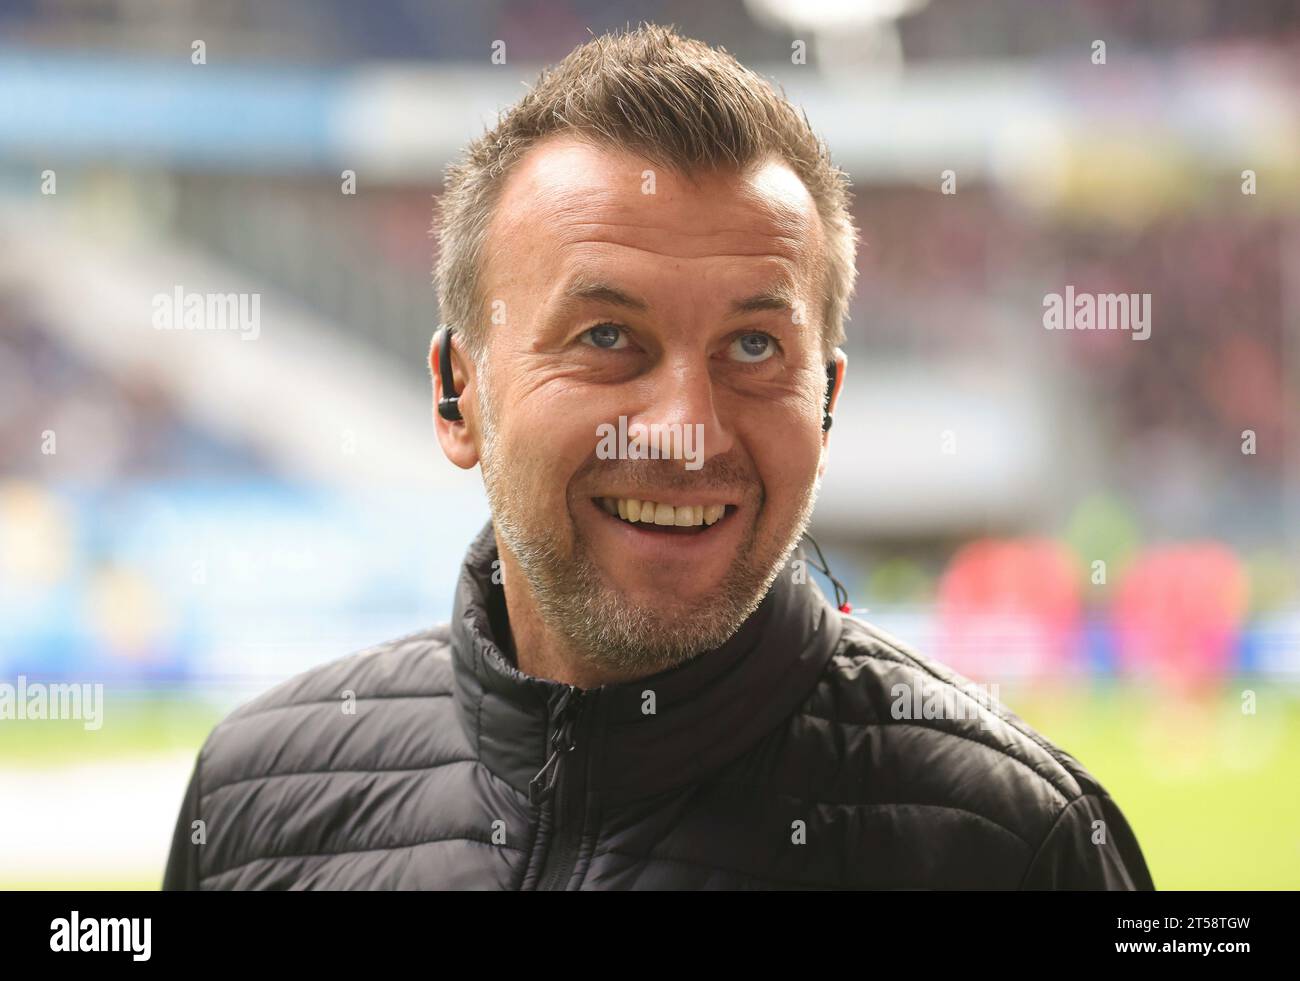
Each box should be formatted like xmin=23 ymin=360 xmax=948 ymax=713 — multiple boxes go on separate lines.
xmin=632 ymin=357 xmax=735 ymax=466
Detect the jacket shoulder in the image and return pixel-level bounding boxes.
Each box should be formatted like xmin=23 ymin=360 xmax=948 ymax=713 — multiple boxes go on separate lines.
xmin=827 ymin=617 xmax=1093 ymax=799
xmin=177 ymin=624 xmax=469 ymax=888
xmin=800 ymin=615 xmax=1152 ymax=887
xmin=217 ymin=624 xmax=455 ymax=729
xmin=200 ymin=624 xmax=460 ymax=783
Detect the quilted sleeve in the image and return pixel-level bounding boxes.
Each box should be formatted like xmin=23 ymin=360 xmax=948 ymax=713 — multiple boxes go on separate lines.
xmin=161 ymin=758 xmax=203 ymax=891
xmin=1020 ymin=793 xmax=1156 ymax=890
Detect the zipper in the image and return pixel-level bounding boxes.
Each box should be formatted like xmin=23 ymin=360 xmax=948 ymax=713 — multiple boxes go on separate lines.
xmin=528 ymin=684 xmax=591 ymax=889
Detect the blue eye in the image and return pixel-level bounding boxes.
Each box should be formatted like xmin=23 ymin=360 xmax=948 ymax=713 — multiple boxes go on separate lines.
xmin=581 ymin=324 xmax=627 ymax=349
xmin=730 ymin=332 xmax=775 ymax=363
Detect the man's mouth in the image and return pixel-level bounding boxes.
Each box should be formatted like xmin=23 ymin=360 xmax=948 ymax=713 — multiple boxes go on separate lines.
xmin=592 ymin=496 xmax=734 ymax=534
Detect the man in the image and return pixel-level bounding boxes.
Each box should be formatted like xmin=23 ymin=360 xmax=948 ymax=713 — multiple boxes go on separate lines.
xmin=163 ymin=25 xmax=1153 ymax=890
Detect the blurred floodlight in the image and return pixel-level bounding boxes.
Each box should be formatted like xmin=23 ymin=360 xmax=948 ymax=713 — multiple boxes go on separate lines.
xmin=745 ymin=0 xmax=929 ymax=29
xmin=746 ymin=0 xmax=930 ymax=80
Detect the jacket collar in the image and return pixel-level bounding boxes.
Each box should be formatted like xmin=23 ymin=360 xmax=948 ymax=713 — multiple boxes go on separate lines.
xmin=449 ymin=521 xmax=842 ymax=805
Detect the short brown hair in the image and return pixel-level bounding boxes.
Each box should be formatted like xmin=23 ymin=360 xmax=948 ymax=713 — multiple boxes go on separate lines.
xmin=433 ymin=24 xmax=857 ymax=364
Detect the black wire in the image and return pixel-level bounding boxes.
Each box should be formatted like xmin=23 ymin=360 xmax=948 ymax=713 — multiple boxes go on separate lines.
xmin=801 ymin=530 xmax=850 ymax=611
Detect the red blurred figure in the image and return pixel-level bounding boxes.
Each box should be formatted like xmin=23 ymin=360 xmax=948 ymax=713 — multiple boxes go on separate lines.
xmin=1113 ymin=543 xmax=1248 ymax=693
xmin=938 ymin=538 xmax=1082 ymax=683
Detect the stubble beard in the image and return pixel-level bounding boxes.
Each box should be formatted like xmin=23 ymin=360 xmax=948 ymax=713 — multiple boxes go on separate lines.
xmin=476 ymin=372 xmax=819 ymax=675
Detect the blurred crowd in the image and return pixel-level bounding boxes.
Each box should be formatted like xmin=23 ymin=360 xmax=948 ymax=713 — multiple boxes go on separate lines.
xmin=856 ymin=188 xmax=1291 ymax=477
xmin=0 ymin=291 xmax=268 ymax=481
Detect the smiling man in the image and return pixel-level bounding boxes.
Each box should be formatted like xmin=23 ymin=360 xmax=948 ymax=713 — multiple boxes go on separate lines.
xmin=163 ymin=25 xmax=1154 ymax=890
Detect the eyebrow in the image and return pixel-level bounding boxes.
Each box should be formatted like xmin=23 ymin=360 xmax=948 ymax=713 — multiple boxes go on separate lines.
xmin=728 ymin=284 xmax=800 ymax=317
xmin=559 ymin=276 xmax=801 ymax=319
xmin=562 ymin=278 xmax=649 ymax=312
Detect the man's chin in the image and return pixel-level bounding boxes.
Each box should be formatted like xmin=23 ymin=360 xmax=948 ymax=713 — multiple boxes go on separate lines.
xmin=561 ymin=567 xmax=773 ymax=672
xmin=596 ymin=576 xmax=730 ymax=616
xmin=567 ymin=603 xmax=747 ymax=672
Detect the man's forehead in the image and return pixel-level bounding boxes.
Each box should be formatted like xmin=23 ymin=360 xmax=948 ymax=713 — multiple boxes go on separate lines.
xmin=489 ymin=135 xmax=824 ymax=261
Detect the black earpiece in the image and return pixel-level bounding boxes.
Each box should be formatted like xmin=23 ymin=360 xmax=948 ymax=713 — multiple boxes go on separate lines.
xmin=823 ymin=359 xmax=839 ymax=433
xmin=436 ymin=324 xmax=463 ymax=422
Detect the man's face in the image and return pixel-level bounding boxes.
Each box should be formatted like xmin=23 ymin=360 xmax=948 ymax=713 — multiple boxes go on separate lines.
xmin=460 ymin=135 xmax=834 ymax=672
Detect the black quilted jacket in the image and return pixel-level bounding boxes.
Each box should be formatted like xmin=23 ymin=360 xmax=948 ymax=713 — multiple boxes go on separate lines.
xmin=162 ymin=522 xmax=1155 ymax=890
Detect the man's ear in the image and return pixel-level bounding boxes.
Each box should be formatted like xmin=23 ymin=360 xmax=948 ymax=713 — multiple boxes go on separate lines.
xmin=430 ymin=330 xmax=480 ymax=470
xmin=818 ymin=348 xmax=847 ymax=477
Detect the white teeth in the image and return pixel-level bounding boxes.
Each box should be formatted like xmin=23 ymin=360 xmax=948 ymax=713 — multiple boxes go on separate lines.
xmin=602 ymin=498 xmax=728 ymax=528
